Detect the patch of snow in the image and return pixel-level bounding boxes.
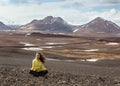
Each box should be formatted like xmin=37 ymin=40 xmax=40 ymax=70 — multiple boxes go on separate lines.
xmin=66 ymin=60 xmax=75 ymax=62
xmin=42 ymin=45 xmax=61 ymax=49
xmin=83 ymin=49 xmax=99 ymax=52
xmin=36 ymin=39 xmax=41 ymax=41
xmin=21 ymin=46 xmax=54 ymax=51
xmin=53 ymin=33 xmax=65 ymax=35
xmin=113 ymin=24 xmax=120 ymax=29
xmin=46 ymin=42 xmax=67 ymax=45
xmin=81 ymin=59 xmax=86 ymax=61
xmin=81 ymin=59 xmax=98 ymax=62
xmin=58 ymin=33 xmax=65 ymax=34
xmin=81 ymin=25 xmax=85 ymax=28
xmin=73 ymin=29 xmax=79 ymax=32
xmin=47 ymin=58 xmax=61 ymax=61
xmin=3 ymin=30 xmax=15 ymax=32
xmin=22 ymin=47 xmax=43 ymax=51
xmin=47 ymin=58 xmax=75 ymax=62
xmin=27 ymin=27 xmax=34 ymax=30
xmin=86 ymin=59 xmax=98 ymax=62
xmin=19 ymin=42 xmax=35 ymax=46
xmin=106 ymin=42 xmax=119 ymax=45
xmin=25 ymin=33 xmax=31 ymax=37
xmin=47 ymin=58 xmax=98 ymax=63
xmin=106 ymin=23 xmax=109 ymax=26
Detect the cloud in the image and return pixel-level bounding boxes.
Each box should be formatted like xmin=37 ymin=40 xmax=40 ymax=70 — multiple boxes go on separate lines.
xmin=0 ymin=0 xmax=120 ymax=26
xmin=9 ymin=0 xmax=29 ymax=4
xmin=6 ymin=0 xmax=62 ymax=4
xmin=101 ymin=0 xmax=120 ymax=4
xmin=64 ymin=0 xmax=120 ymax=8
xmin=64 ymin=0 xmax=99 ymax=8
xmin=82 ymin=8 xmax=120 ymax=26
xmin=0 ymin=0 xmax=9 ymax=5
xmin=0 ymin=0 xmax=41 ymax=5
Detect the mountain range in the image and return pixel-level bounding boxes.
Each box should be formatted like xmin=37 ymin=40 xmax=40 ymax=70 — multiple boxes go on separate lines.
xmin=18 ymin=16 xmax=73 ymax=33
xmin=0 ymin=16 xmax=120 ymax=35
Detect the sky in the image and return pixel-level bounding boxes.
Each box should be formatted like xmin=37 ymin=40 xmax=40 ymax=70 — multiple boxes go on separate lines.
xmin=0 ymin=0 xmax=120 ymax=25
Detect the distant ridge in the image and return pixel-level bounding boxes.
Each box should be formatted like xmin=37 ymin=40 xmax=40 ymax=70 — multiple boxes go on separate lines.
xmin=1 ymin=16 xmax=120 ymax=36
xmin=18 ymin=16 xmax=73 ymax=33
xmin=74 ymin=17 xmax=120 ymax=35
xmin=0 ymin=21 xmax=12 ymax=30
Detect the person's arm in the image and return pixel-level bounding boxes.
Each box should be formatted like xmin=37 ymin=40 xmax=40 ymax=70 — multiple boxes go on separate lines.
xmin=40 ymin=62 xmax=46 ymax=71
xmin=31 ymin=60 xmax=37 ymax=71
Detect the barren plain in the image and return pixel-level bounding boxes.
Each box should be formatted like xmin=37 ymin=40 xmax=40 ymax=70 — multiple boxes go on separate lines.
xmin=0 ymin=31 xmax=120 ymax=86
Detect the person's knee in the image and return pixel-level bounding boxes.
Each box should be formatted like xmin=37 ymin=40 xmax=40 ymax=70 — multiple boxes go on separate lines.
xmin=29 ymin=70 xmax=39 ymax=77
xmin=29 ymin=70 xmax=33 ymax=74
xmin=39 ymin=70 xmax=48 ymax=76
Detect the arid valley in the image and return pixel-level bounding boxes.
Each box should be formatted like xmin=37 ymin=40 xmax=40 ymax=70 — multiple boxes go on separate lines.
xmin=0 ymin=31 xmax=120 ymax=86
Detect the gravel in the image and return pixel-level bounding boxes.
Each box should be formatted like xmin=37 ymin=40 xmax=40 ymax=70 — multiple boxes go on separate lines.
xmin=0 ymin=66 xmax=120 ymax=86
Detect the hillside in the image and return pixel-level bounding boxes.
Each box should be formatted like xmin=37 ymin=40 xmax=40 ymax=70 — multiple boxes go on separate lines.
xmin=74 ymin=17 xmax=120 ymax=35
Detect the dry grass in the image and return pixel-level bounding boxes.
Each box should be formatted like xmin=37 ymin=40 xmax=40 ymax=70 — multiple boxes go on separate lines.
xmin=43 ymin=49 xmax=120 ymax=60
xmin=0 ymin=31 xmax=120 ymax=60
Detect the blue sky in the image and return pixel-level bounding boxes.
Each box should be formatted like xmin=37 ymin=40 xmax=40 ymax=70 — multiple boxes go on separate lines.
xmin=0 ymin=0 xmax=120 ymax=25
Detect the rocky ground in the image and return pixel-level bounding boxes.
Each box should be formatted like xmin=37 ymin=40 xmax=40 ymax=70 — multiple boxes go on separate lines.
xmin=0 ymin=49 xmax=120 ymax=86
xmin=0 ymin=50 xmax=120 ymax=86
xmin=0 ymin=66 xmax=120 ymax=86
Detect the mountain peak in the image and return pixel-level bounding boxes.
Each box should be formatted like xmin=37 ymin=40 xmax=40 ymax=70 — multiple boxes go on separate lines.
xmin=94 ymin=17 xmax=104 ymax=20
xmin=90 ymin=17 xmax=106 ymax=23
xmin=0 ymin=21 xmax=11 ymax=30
xmin=0 ymin=21 xmax=4 ymax=25
xmin=19 ymin=16 xmax=73 ymax=33
xmin=30 ymin=19 xmax=38 ymax=24
xmin=42 ymin=16 xmax=64 ymax=24
xmin=74 ymin=17 xmax=120 ymax=34
xmin=44 ymin=16 xmax=54 ymax=21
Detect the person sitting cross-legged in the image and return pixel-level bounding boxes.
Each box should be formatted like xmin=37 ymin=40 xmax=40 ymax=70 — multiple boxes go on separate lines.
xmin=29 ymin=52 xmax=48 ymax=77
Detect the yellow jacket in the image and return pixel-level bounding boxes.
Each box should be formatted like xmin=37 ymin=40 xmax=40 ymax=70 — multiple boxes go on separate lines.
xmin=31 ymin=59 xmax=46 ymax=72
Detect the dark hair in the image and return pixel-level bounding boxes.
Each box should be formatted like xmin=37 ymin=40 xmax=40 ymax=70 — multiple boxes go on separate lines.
xmin=37 ymin=53 xmax=45 ymax=63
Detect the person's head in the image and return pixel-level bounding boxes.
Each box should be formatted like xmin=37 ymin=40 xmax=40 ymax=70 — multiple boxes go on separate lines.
xmin=35 ymin=52 xmax=45 ymax=63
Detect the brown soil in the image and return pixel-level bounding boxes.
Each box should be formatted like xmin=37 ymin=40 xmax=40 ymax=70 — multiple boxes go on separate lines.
xmin=0 ymin=31 xmax=120 ymax=85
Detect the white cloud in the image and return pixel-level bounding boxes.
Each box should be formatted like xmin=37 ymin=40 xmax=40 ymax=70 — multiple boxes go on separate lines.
xmin=101 ymin=0 xmax=120 ymax=4
xmin=0 ymin=0 xmax=9 ymax=5
xmin=82 ymin=9 xmax=120 ymax=26
xmin=64 ymin=0 xmax=120 ymax=7
xmin=0 ymin=0 xmax=120 ymax=26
